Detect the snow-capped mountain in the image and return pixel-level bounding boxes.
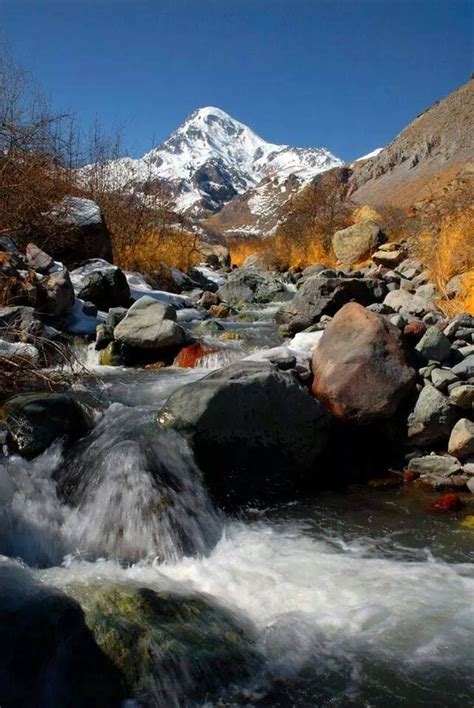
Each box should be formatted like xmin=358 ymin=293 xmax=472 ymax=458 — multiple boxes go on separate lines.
xmin=91 ymin=107 xmax=342 ymax=219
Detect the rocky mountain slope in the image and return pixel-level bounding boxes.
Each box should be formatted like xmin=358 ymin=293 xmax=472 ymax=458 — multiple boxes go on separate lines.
xmin=85 ymin=107 xmax=342 ymax=223
xmin=348 ymin=78 xmax=474 ymax=208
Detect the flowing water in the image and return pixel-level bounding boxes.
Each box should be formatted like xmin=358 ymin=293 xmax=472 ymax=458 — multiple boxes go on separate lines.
xmin=1 ymin=306 xmax=473 ymax=706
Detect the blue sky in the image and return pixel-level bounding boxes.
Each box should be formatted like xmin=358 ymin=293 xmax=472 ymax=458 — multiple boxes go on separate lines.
xmin=1 ymin=0 xmax=472 ymax=161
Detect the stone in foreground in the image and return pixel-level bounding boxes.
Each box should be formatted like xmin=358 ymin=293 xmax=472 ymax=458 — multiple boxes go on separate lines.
xmin=311 ymin=303 xmax=416 ymax=424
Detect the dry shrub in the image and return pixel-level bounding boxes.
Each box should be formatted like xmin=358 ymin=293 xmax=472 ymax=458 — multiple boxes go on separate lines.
xmin=416 ymin=209 xmax=474 ymax=315
xmin=116 ymin=227 xmax=200 ymax=273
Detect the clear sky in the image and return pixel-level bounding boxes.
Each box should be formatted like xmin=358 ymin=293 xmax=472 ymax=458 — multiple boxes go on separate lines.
xmin=1 ymin=0 xmax=472 ymax=161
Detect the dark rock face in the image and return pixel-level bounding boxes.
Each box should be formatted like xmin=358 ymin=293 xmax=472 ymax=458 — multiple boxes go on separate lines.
xmin=217 ymin=269 xmax=286 ymax=305
xmin=276 ymin=276 xmax=388 ymax=335
xmin=78 ymin=268 xmax=131 ymax=311
xmin=159 ymin=360 xmax=330 ymax=508
xmin=1 ymin=393 xmax=92 ymax=458
xmin=311 ymin=303 xmax=416 ymax=424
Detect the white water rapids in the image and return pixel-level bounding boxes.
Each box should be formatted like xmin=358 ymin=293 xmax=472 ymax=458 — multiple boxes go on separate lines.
xmin=1 ymin=307 xmax=473 ymax=706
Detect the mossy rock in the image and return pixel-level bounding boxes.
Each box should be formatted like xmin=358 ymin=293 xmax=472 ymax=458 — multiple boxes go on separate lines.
xmin=65 ymin=582 xmax=259 ymax=705
xmin=219 ymin=331 xmax=241 ymax=341
xmin=0 ymin=392 xmax=92 ymax=458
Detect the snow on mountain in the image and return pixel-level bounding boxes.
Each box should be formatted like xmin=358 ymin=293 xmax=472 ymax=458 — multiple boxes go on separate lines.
xmin=352 ymin=147 xmax=384 ymax=163
xmin=90 ymin=107 xmax=343 ymax=218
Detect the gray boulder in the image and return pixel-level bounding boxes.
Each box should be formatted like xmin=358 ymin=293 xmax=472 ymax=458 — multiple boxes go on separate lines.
xmin=25 ymin=242 xmax=54 ymax=273
xmin=114 ymin=296 xmax=187 ymax=350
xmin=276 ymin=276 xmax=387 ymax=335
xmin=452 ymin=354 xmax=474 ymax=379
xmin=384 ymin=289 xmax=438 ymax=317
xmin=407 ymin=383 xmax=457 ymax=447
xmin=407 ymin=454 xmax=462 ymax=477
xmin=217 ymin=268 xmax=285 ymax=304
xmin=332 ymin=220 xmax=386 ymax=265
xmin=158 ymin=361 xmax=330 ymax=507
xmin=78 ymin=267 xmax=131 ymax=311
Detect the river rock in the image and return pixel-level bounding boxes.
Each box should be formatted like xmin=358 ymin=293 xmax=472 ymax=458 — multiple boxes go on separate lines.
xmin=448 ymin=418 xmax=474 ymax=460
xmin=311 ymin=303 xmax=416 ymax=423
xmin=159 ymin=360 xmax=330 ymax=507
xmin=36 ymin=269 xmax=75 ymax=317
xmin=198 ymin=290 xmax=221 ymax=309
xmin=415 ymin=326 xmax=451 ymax=364
xmin=1 ymin=393 xmax=92 ymax=458
xmin=332 ymin=220 xmax=386 ymax=265
xmin=65 ymin=582 xmax=259 ymax=706
xmin=114 ymin=296 xmax=187 ymax=350
xmin=431 ymin=368 xmax=458 ymax=391
xmin=217 ymin=268 xmax=285 ymax=304
xmin=406 ymin=454 xmax=462 ymax=478
xmin=78 ymin=267 xmax=131 ymax=311
xmin=449 ymin=384 xmax=474 ymax=410
xmin=407 ymin=384 xmax=457 ymax=447
xmin=452 ymin=354 xmax=474 ymax=380
xmin=384 ymin=289 xmax=438 ymax=317
xmin=0 ymin=563 xmax=125 ymax=708
xmin=276 ymin=276 xmax=387 ymax=335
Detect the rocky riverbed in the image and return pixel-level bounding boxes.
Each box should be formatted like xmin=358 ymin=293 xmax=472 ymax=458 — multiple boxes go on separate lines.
xmin=1 ymin=234 xmax=474 ymax=706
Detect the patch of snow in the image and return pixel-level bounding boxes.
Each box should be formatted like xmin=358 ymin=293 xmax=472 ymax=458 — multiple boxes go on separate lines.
xmin=354 ymin=147 xmax=383 ymax=163
xmin=69 ymin=259 xmax=116 ymax=293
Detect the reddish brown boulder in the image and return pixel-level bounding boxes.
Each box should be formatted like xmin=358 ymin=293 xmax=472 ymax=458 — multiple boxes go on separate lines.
xmin=311 ymin=302 xmax=416 ymax=423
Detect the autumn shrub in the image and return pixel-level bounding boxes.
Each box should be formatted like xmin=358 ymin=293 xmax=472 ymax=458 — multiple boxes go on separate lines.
xmin=115 ymin=227 xmax=200 ymax=273
xmin=416 ymin=209 xmax=474 ymax=315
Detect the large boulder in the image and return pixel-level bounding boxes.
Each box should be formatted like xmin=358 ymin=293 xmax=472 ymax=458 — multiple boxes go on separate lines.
xmin=0 ymin=393 xmax=92 ymax=458
xmin=159 ymin=360 xmax=330 ymax=507
xmin=311 ymin=303 xmax=416 ymax=424
xmin=114 ymin=296 xmax=187 ymax=351
xmin=0 ymin=563 xmax=126 ymax=708
xmin=276 ymin=276 xmax=388 ymax=335
xmin=332 ymin=220 xmax=386 ymax=266
xmin=217 ymin=268 xmax=285 ymax=305
xmin=36 ymin=269 xmax=75 ymax=317
xmin=448 ymin=418 xmax=474 ymax=460
xmin=64 ymin=582 xmax=259 ymax=706
xmin=47 ymin=196 xmax=113 ymax=267
xmin=407 ymin=384 xmax=457 ymax=447
xmin=78 ymin=267 xmax=131 ymax=311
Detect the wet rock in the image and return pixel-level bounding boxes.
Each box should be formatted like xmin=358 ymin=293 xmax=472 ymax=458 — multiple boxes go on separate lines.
xmin=209 ymin=303 xmax=231 ymax=318
xmin=217 ymin=268 xmax=285 ymax=305
xmin=78 ymin=267 xmax=131 ymax=311
xmin=448 ymin=418 xmax=474 ymax=460
xmin=194 ymin=319 xmax=225 ymax=336
xmin=99 ymin=340 xmax=125 ymax=366
xmin=449 ymin=384 xmax=474 ymax=410
xmin=415 ymin=326 xmax=451 ymax=364
xmin=159 ymin=360 xmax=330 ymax=507
xmin=332 ymin=220 xmax=386 ymax=265
xmin=65 ymin=582 xmax=259 ymax=706
xmin=36 ymin=269 xmax=75 ymax=317
xmin=174 ymin=341 xmax=219 ymax=368
xmin=276 ymin=276 xmax=387 ymax=335
xmin=1 ymin=393 xmax=92 ymax=458
xmin=0 ymin=563 xmax=126 ymax=708
xmin=95 ymin=323 xmax=114 ymax=351
xmin=114 ymin=296 xmax=187 ymax=351
xmin=311 ymin=303 xmax=416 ymax=424
xmin=407 ymin=384 xmax=457 ymax=447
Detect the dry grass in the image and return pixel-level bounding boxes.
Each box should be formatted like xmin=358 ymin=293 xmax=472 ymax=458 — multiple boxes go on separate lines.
xmin=416 ymin=209 xmax=474 ymax=315
xmin=115 ymin=227 xmax=201 ymax=273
